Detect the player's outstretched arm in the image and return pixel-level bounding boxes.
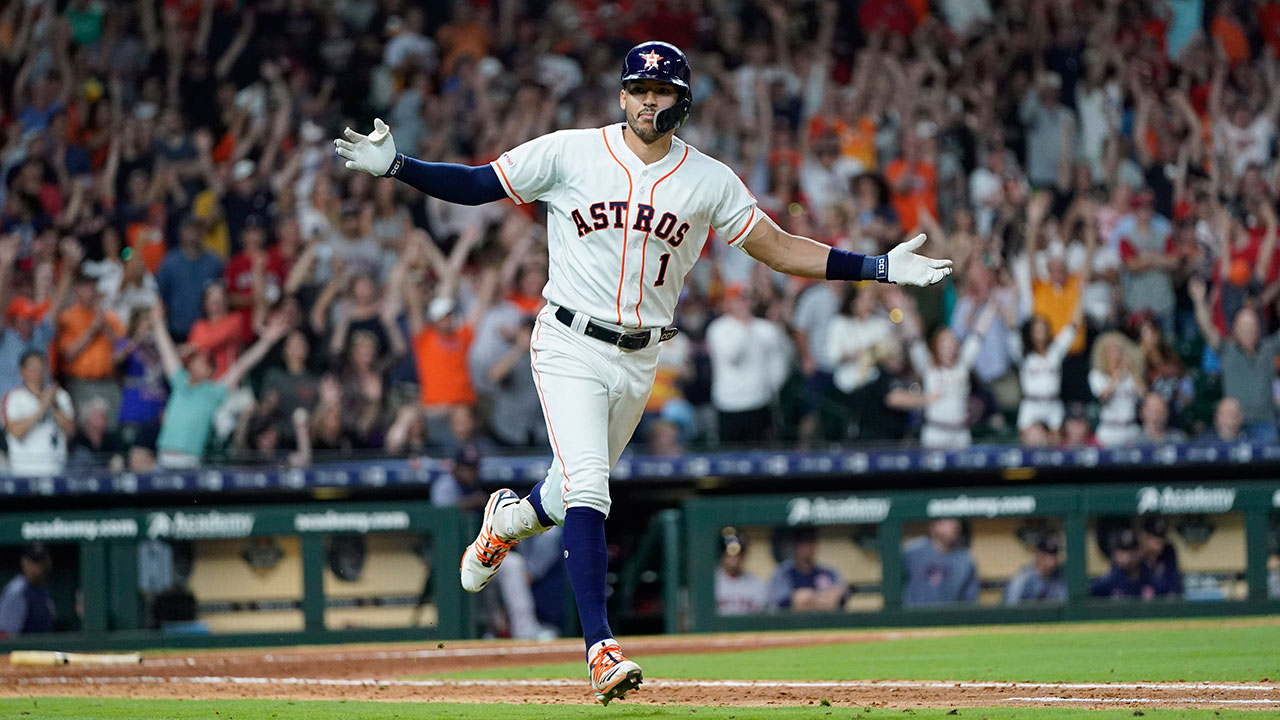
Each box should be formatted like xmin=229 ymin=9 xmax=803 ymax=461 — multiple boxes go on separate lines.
xmin=334 ymin=119 xmax=508 ymax=206
xmin=741 ymin=215 xmax=953 ymax=286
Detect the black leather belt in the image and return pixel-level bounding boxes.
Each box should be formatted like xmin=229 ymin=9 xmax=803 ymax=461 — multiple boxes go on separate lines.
xmin=554 ymin=306 xmax=678 ymax=350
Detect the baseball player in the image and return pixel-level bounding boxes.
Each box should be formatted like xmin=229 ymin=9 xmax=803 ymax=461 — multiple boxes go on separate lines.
xmin=335 ymin=41 xmax=952 ymax=704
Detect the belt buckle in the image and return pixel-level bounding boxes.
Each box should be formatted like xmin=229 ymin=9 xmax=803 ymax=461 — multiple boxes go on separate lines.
xmin=617 ymin=332 xmax=647 ymax=351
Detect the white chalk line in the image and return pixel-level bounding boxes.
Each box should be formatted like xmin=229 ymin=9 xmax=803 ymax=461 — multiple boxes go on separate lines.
xmin=140 ymin=635 xmax=830 ymax=667
xmin=5 ymin=676 xmax=1278 ymax=694
xmin=1010 ymin=697 xmax=1280 ymax=705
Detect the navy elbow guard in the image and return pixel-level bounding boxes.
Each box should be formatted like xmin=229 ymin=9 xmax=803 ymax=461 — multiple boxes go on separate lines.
xmin=826 ymin=248 xmax=888 ymax=282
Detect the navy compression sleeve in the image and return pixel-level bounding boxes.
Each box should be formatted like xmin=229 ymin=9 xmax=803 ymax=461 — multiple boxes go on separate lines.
xmin=383 ymin=153 xmax=509 ymax=206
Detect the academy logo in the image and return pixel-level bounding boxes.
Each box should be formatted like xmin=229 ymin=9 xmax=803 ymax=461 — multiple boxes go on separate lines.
xmin=146 ymin=511 xmax=255 ymax=539
xmin=1137 ymin=486 xmax=1236 ymax=514
xmin=925 ymin=494 xmax=1036 ymax=518
xmin=293 ymin=510 xmax=411 ymax=533
xmin=21 ymin=517 xmax=138 ymax=541
xmin=786 ymin=496 xmax=891 ymax=526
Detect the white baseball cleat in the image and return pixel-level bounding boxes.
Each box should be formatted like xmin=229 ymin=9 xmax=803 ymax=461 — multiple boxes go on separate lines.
xmin=589 ymin=644 xmax=643 ymax=705
xmin=459 ymin=489 xmax=520 ymax=593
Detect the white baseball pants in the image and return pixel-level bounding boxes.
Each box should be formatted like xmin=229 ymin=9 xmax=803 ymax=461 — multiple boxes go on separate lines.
xmin=529 ymin=306 xmax=661 ymax=524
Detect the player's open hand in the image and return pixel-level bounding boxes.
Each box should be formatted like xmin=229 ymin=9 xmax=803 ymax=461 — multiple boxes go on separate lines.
xmin=334 ymin=118 xmax=397 ymax=177
xmin=886 ymin=233 xmax=953 ymax=287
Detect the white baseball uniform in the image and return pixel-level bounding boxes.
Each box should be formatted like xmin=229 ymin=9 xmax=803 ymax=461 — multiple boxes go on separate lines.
xmin=490 ymin=123 xmax=762 ymax=522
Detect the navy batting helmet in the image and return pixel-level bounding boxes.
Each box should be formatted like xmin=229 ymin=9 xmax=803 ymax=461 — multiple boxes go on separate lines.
xmin=621 ymin=41 xmax=693 ymax=134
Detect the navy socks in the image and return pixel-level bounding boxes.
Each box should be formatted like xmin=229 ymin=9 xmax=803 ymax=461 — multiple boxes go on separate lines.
xmin=563 ymin=506 xmax=613 ymax=649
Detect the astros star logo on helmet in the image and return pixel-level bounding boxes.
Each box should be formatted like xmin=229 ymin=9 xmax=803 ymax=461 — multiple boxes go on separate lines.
xmin=639 ymin=50 xmax=662 ymax=71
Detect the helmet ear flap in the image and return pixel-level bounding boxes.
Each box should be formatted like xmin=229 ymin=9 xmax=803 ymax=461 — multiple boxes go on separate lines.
xmin=653 ymin=93 xmax=692 ymax=134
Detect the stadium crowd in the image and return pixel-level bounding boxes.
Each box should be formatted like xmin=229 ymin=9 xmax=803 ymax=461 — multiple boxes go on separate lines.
xmin=2 ymin=0 xmax=1280 ymax=476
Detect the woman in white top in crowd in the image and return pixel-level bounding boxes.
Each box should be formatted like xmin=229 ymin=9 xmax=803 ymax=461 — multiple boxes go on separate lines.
xmin=904 ymin=295 xmax=998 ymax=449
xmin=1011 ymin=296 xmax=1085 ymax=433
xmin=824 ymin=283 xmax=899 ymax=436
xmin=1088 ymin=332 xmax=1146 ymax=447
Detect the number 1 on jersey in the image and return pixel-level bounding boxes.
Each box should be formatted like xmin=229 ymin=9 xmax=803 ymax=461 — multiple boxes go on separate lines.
xmin=654 ymin=253 xmax=671 ymax=286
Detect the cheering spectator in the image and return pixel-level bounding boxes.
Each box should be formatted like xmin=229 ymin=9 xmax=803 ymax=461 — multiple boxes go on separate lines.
xmin=1060 ymin=403 xmax=1096 ymax=447
xmin=260 ymin=331 xmax=321 ymax=432
xmin=68 ymin=397 xmax=125 ymax=472
xmin=1134 ymin=313 xmax=1191 ymax=419
xmin=903 ymin=518 xmax=979 ymax=607
xmin=224 ymin=216 xmax=284 ymax=321
xmin=715 ymin=529 xmax=768 ymax=616
xmin=1208 ymin=202 xmax=1275 ymax=339
xmin=1204 ymin=397 xmax=1246 ymax=443
xmin=150 ymin=302 xmax=287 ymax=469
xmin=1014 ymin=299 xmax=1084 ymax=434
xmin=707 ymin=286 xmax=792 ymax=445
xmin=469 ymin=249 xmax=547 ymax=449
xmin=2 ymin=351 xmax=74 ymax=477
xmin=57 ymin=272 xmax=124 ymax=422
xmin=155 ymin=218 xmax=224 ymax=342
xmin=952 ymin=263 xmax=1020 ymax=414
xmin=1137 ymin=392 xmax=1188 ymax=445
xmin=1016 ymin=193 xmax=1089 ymax=400
xmin=1190 ymin=278 xmax=1280 ymax=443
xmin=113 ymin=308 xmax=167 ymax=470
xmin=0 ymin=235 xmax=65 ymax=394
xmin=1089 ymin=333 xmax=1144 ymax=447
xmin=1003 ymin=535 xmax=1066 ymax=605
xmin=905 ymin=296 xmax=996 ymax=449
xmin=186 ymin=284 xmax=248 ymax=379
xmin=1019 ymin=72 xmax=1075 ymax=190
xmin=824 ymin=283 xmax=898 ymax=439
xmin=405 ymin=230 xmax=495 ymax=448
xmin=1117 ymin=190 xmax=1179 ymax=334
xmin=336 ymin=330 xmax=389 ymax=449
xmin=885 ymin=130 xmax=937 ymax=234
xmin=768 ymin=526 xmax=845 ymax=612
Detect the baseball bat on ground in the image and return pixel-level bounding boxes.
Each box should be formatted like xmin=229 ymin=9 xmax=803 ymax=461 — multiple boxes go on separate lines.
xmin=9 ymin=651 xmax=142 ymax=666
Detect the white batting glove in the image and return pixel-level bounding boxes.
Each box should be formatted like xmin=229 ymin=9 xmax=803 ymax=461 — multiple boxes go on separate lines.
xmin=333 ymin=118 xmax=397 ymax=177
xmin=886 ymin=233 xmax=953 ymax=287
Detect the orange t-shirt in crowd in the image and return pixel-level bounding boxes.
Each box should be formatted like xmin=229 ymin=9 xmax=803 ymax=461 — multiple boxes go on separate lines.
xmin=1212 ymin=14 xmax=1249 ymax=64
xmin=187 ymin=313 xmax=249 ymax=379
xmin=57 ymin=305 xmax=125 ymax=380
xmin=126 ymin=203 xmax=167 ymax=274
xmin=807 ymin=115 xmax=878 ymax=171
xmin=1032 ymin=275 xmax=1086 ymax=354
xmin=885 ymin=158 xmax=937 ymax=233
xmin=413 ymin=324 xmax=476 ymax=407
xmin=506 ymin=292 xmax=543 ymax=315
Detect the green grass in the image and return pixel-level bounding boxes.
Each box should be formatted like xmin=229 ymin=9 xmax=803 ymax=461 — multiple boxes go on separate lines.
xmin=422 ymin=621 xmax=1280 ymax=683
xmin=0 ymin=699 xmax=1265 ymax=720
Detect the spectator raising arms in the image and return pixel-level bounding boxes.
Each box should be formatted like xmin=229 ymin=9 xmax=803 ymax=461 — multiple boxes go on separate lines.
xmin=1190 ymin=278 xmax=1280 ymax=443
xmin=1014 ymin=297 xmax=1085 ymax=435
xmin=905 ymin=292 xmax=996 ymax=449
xmin=149 ymin=302 xmax=288 ymax=469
